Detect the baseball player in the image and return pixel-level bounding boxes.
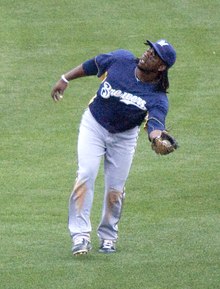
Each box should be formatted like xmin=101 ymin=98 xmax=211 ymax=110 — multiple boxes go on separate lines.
xmin=51 ymin=39 xmax=178 ymax=256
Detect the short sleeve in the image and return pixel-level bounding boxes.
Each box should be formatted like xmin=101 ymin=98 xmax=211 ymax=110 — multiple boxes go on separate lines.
xmin=95 ymin=52 xmax=115 ymax=77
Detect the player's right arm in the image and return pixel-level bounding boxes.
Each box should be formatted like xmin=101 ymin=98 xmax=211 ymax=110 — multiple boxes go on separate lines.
xmin=51 ymin=57 xmax=101 ymax=102
xmin=51 ymin=64 xmax=88 ymax=102
xmin=51 ymin=50 xmax=121 ymax=102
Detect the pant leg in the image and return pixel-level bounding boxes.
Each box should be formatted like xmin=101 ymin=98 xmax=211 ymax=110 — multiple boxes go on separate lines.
xmin=97 ymin=127 xmax=139 ymax=241
xmin=68 ymin=109 xmax=106 ymax=240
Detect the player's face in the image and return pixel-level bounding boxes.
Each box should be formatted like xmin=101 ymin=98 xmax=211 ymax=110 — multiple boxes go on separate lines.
xmin=138 ymin=47 xmax=166 ymax=73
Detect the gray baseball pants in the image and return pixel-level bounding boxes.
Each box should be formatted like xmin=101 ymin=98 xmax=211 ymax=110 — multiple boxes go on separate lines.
xmin=68 ymin=108 xmax=139 ymax=242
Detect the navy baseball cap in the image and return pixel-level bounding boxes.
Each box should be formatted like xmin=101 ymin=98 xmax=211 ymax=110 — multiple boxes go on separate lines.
xmin=145 ymin=39 xmax=176 ymax=68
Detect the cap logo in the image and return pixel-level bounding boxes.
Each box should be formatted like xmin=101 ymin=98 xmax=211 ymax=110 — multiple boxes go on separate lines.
xmin=157 ymin=40 xmax=169 ymax=47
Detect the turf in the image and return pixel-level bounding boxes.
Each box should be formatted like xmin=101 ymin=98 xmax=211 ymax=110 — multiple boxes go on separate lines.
xmin=0 ymin=0 xmax=219 ymax=288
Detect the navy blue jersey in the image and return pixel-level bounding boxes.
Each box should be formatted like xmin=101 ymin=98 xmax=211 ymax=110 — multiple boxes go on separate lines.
xmin=82 ymin=49 xmax=168 ymax=134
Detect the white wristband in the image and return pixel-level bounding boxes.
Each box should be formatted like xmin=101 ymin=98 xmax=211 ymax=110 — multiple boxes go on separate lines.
xmin=61 ymin=74 xmax=69 ymax=83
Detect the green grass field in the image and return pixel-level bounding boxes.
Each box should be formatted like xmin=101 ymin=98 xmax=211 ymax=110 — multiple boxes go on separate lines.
xmin=1 ymin=0 xmax=219 ymax=288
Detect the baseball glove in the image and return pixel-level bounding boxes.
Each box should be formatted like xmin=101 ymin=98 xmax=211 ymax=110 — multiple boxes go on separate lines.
xmin=151 ymin=131 xmax=178 ymax=155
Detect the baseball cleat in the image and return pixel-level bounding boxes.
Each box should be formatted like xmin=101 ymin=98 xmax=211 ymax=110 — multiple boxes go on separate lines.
xmin=72 ymin=237 xmax=92 ymax=256
xmin=99 ymin=239 xmax=116 ymax=253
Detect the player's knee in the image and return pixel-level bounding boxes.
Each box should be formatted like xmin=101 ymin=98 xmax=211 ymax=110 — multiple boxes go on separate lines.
xmin=107 ymin=189 xmax=125 ymax=207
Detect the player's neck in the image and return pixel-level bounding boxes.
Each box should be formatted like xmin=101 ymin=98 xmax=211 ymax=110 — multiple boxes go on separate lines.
xmin=135 ymin=67 xmax=160 ymax=84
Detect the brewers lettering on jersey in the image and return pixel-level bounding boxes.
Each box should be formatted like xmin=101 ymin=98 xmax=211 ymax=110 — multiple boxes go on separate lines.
xmin=100 ymin=80 xmax=146 ymax=111
xmin=51 ymin=38 xmax=177 ymax=256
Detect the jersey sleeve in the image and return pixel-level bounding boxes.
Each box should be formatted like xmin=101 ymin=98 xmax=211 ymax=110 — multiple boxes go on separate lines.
xmin=82 ymin=52 xmax=115 ymax=77
xmin=146 ymin=98 xmax=169 ymax=134
xmin=82 ymin=58 xmax=98 ymax=76
xmin=82 ymin=50 xmax=135 ymax=77
xmin=95 ymin=49 xmax=134 ymax=77
xmin=95 ymin=52 xmax=115 ymax=77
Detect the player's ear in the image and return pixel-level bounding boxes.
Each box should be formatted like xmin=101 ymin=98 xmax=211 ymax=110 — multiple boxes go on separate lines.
xmin=158 ymin=64 xmax=167 ymax=72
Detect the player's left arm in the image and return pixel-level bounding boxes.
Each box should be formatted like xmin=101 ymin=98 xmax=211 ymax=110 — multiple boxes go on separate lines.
xmin=144 ymin=105 xmax=178 ymax=155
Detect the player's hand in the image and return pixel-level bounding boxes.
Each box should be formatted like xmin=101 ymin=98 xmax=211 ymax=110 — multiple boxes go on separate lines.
xmin=151 ymin=131 xmax=178 ymax=155
xmin=51 ymin=79 xmax=68 ymax=102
